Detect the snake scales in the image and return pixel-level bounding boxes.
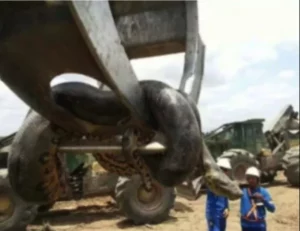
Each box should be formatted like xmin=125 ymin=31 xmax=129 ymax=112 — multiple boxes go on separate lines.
xmin=8 ymin=80 xmax=242 ymax=204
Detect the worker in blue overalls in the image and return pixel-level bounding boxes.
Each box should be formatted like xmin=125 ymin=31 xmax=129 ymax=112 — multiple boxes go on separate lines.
xmin=206 ymin=158 xmax=231 ymax=231
xmin=240 ymin=166 xmax=276 ymax=231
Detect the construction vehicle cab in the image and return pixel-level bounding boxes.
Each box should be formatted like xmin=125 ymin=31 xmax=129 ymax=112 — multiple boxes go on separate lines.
xmin=181 ymin=105 xmax=299 ymax=193
xmin=213 ymin=105 xmax=299 ymax=186
xmin=205 ymin=119 xmax=267 ymax=159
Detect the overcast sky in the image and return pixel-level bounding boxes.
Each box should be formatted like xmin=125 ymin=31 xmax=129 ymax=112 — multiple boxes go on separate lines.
xmin=0 ymin=0 xmax=299 ymax=136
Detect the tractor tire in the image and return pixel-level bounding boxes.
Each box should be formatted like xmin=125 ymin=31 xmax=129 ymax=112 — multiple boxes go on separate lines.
xmin=115 ymin=175 xmax=175 ymax=225
xmin=218 ymin=149 xmax=259 ymax=184
xmin=282 ymin=146 xmax=299 ymax=187
xmin=0 ymin=169 xmax=38 ymax=231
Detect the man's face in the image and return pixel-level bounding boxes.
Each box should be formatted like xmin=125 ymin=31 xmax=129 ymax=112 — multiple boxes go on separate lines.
xmin=246 ymin=175 xmax=258 ymax=188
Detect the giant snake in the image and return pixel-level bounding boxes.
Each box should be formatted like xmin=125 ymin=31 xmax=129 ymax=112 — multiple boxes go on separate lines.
xmin=8 ymin=80 xmax=242 ymax=205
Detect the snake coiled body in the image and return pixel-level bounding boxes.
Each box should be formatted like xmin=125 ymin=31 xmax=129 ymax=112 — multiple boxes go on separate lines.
xmin=52 ymin=81 xmax=201 ymax=187
xmin=8 ymin=80 xmax=202 ymax=203
xmin=180 ymin=91 xmax=243 ymax=200
xmin=8 ymin=111 xmax=67 ymax=203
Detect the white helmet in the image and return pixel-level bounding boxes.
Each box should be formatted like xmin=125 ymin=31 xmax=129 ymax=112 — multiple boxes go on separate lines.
xmin=216 ymin=158 xmax=231 ymax=170
xmin=245 ymin=166 xmax=260 ymax=177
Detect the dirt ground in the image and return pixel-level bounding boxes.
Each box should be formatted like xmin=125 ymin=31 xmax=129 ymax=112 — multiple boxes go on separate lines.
xmin=28 ymin=172 xmax=299 ymax=231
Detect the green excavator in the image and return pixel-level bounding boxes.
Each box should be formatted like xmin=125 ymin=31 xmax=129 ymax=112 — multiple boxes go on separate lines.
xmin=179 ymin=104 xmax=299 ymax=199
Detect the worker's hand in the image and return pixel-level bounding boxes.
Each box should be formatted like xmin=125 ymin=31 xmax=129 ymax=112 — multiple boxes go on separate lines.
xmin=252 ymin=193 xmax=264 ymax=201
xmin=223 ymin=209 xmax=229 ymax=218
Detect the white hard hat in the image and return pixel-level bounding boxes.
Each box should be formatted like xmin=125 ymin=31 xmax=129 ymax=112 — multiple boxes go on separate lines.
xmin=245 ymin=166 xmax=260 ymax=177
xmin=216 ymin=158 xmax=231 ymax=170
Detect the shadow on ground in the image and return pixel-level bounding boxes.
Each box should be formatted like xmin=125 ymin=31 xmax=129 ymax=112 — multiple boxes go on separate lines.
xmin=173 ymin=201 xmax=194 ymax=213
xmin=116 ymin=216 xmax=179 ymax=229
xmin=114 ymin=201 xmax=192 ymax=229
xmin=31 ymin=200 xmax=192 ymax=229
xmin=32 ymin=203 xmax=121 ymax=226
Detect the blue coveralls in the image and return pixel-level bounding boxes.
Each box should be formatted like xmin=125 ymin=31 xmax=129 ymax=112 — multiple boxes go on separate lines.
xmin=240 ymin=187 xmax=276 ymax=231
xmin=206 ymin=189 xmax=229 ymax=231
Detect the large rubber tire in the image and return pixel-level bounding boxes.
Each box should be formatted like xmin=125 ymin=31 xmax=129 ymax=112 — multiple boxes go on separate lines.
xmin=218 ymin=149 xmax=259 ymax=184
xmin=115 ymin=175 xmax=175 ymax=225
xmin=282 ymin=146 xmax=299 ymax=187
xmin=0 ymin=169 xmax=38 ymax=231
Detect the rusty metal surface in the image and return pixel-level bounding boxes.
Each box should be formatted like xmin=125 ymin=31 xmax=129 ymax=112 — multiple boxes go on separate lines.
xmin=114 ymin=4 xmax=186 ymax=58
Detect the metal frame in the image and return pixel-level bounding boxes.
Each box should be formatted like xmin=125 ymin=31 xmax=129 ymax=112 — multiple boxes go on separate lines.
xmin=69 ymin=1 xmax=152 ymax=126
xmin=0 ymin=1 xmax=205 ymax=136
xmin=58 ymin=141 xmax=166 ymax=155
xmin=178 ymin=1 xmax=205 ymax=103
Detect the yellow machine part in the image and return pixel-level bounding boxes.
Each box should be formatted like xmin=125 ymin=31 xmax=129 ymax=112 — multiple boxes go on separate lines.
xmin=260 ymin=148 xmax=272 ymax=156
xmin=91 ymin=161 xmax=108 ymax=174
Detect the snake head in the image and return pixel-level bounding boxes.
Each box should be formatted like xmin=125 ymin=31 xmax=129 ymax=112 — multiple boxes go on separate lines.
xmin=204 ymin=162 xmax=243 ymax=201
xmin=200 ymin=140 xmax=242 ymax=200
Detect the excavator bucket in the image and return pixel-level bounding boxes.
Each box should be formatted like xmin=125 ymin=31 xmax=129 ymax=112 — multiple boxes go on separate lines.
xmin=0 ymin=0 xmax=204 ymax=134
xmin=0 ymin=1 xmax=205 ymax=199
xmin=266 ymin=104 xmax=299 ymax=134
xmin=264 ymin=104 xmax=299 ymax=153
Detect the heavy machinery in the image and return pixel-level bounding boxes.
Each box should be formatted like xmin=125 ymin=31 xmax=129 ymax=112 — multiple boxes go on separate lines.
xmin=0 ymin=1 xmax=212 ymax=230
xmin=179 ymin=105 xmax=299 ymax=200
xmin=0 ymin=133 xmax=177 ymax=230
xmin=208 ymin=105 xmax=299 ymax=185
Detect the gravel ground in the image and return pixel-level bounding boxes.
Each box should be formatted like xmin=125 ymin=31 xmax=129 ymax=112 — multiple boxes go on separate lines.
xmin=28 ymin=172 xmax=299 ymax=231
